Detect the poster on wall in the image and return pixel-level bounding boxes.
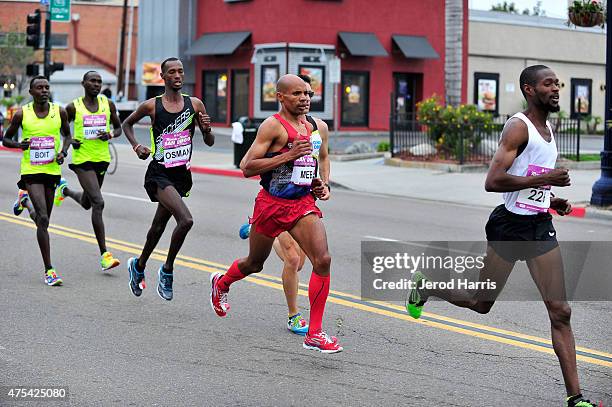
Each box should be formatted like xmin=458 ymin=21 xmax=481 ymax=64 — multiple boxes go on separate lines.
xmin=473 ymin=72 xmax=499 ymax=116
xmin=347 ymin=85 xmax=360 ymax=104
xmin=299 ymin=65 xmax=325 ymax=112
xmin=141 ymin=62 xmax=164 ymax=86
xmin=477 ymin=79 xmax=497 ymax=112
xmin=261 ymin=65 xmax=279 ymax=111
xmin=570 ymin=78 xmax=592 ymax=117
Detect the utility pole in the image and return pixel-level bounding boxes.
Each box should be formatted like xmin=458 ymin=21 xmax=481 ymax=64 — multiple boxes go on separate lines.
xmin=117 ymin=0 xmax=128 ymax=98
xmin=590 ymin=8 xmax=612 ymax=206
xmin=43 ymin=3 xmax=52 ymax=79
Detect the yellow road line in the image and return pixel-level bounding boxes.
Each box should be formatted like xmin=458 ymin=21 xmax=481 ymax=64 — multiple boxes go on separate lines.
xmin=1 ymin=211 xmax=610 ymax=367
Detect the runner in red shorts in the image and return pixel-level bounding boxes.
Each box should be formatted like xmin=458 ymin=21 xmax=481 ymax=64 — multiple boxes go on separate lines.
xmin=210 ymin=74 xmax=341 ymax=353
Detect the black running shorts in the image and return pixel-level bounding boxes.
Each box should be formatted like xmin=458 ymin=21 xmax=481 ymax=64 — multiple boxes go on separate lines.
xmin=18 ymin=173 xmax=61 ymax=190
xmin=485 ymin=204 xmax=558 ymax=263
xmin=143 ymin=160 xmax=192 ymax=202
xmin=69 ymin=161 xmax=109 ymax=175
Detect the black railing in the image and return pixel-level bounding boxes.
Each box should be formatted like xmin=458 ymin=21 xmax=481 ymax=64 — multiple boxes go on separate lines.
xmin=390 ymin=114 xmax=582 ymax=164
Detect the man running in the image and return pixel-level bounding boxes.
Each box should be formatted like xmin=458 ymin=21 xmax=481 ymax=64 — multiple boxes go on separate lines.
xmin=210 ymin=74 xmax=341 ymax=353
xmin=406 ymin=65 xmax=596 ymax=407
xmin=122 ymin=57 xmax=213 ymax=301
xmin=54 ymin=70 xmax=122 ymax=271
xmin=2 ymin=76 xmax=72 ymax=285
xmin=238 ymin=74 xmax=331 ymax=337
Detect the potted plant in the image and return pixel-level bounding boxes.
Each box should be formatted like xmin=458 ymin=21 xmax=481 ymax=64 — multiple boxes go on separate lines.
xmin=568 ymin=0 xmax=606 ymax=28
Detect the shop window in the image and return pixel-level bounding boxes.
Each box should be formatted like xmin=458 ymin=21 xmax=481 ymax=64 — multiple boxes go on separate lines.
xmin=203 ymin=71 xmax=228 ymax=123
xmin=260 ymin=65 xmax=279 ymax=111
xmin=341 ymin=71 xmax=369 ymax=127
xmin=473 ymin=72 xmax=499 ymax=116
xmin=570 ymin=78 xmax=592 ymax=118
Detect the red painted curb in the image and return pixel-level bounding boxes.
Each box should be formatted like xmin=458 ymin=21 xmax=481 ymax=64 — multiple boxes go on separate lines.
xmin=549 ymin=206 xmax=586 ymax=218
xmin=190 ymin=166 xmax=260 ymax=180
xmin=0 ymin=146 xmax=19 ymax=153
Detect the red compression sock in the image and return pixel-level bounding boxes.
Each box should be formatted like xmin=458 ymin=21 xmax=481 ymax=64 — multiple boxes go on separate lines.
xmin=308 ymin=273 xmax=330 ymax=335
xmin=218 ymin=260 xmax=246 ymax=291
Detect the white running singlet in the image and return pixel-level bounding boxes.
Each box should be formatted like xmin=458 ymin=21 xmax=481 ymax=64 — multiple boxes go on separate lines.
xmin=502 ymin=112 xmax=558 ymax=215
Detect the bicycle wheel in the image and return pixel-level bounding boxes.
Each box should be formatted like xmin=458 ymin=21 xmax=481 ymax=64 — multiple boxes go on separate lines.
xmin=107 ymin=142 xmax=118 ymax=175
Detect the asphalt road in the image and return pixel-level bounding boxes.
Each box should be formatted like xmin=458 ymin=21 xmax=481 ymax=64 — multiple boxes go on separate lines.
xmin=0 ymin=149 xmax=610 ymax=406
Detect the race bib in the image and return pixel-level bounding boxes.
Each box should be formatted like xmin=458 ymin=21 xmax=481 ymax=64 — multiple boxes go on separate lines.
xmin=29 ymin=136 xmax=55 ymax=165
xmin=162 ymin=130 xmax=191 ymax=168
xmin=291 ymin=155 xmax=316 ymax=186
xmin=515 ymin=164 xmax=552 ymax=213
xmin=83 ymin=114 xmax=107 ymax=140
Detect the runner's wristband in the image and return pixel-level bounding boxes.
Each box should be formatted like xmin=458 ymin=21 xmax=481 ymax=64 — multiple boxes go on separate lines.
xmin=133 ymin=144 xmax=142 ymax=152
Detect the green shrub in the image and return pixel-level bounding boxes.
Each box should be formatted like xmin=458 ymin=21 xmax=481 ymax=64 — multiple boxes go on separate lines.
xmin=416 ymin=95 xmax=495 ymax=159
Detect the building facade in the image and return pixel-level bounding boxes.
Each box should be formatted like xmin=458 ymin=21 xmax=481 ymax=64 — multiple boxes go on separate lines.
xmin=135 ymin=0 xmax=468 ymax=131
xmin=0 ymin=0 xmax=138 ymax=101
xmin=468 ymin=10 xmax=607 ymax=120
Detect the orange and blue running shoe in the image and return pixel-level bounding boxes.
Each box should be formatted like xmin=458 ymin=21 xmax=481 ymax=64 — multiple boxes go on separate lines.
xmin=13 ymin=189 xmax=29 ymax=216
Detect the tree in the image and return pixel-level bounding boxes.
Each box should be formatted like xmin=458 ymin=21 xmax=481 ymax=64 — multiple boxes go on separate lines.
xmin=445 ymin=0 xmax=463 ymax=106
xmin=491 ymin=2 xmax=519 ymax=13
xmin=0 ymin=23 xmax=36 ymax=96
xmin=491 ymin=1 xmax=546 ymax=16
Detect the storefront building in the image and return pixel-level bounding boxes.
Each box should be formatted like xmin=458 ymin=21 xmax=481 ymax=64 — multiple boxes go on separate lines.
xmin=468 ymin=10 xmax=607 ymax=119
xmin=183 ymin=0 xmax=459 ymax=130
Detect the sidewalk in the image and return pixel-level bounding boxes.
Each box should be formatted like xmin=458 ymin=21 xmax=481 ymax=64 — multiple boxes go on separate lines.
xmin=142 ymin=143 xmax=609 ymax=220
xmin=6 ymin=142 xmax=607 ymax=220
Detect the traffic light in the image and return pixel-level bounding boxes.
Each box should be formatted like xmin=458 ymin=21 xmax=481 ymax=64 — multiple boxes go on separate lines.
xmin=48 ymin=62 xmax=64 ymax=75
xmin=26 ymin=9 xmax=41 ymax=49
xmin=26 ymin=64 xmax=40 ymax=76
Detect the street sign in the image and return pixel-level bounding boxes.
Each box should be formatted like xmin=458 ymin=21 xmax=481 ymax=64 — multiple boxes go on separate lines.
xmin=329 ymin=57 xmax=341 ymax=84
xmin=50 ymin=0 xmax=71 ymax=22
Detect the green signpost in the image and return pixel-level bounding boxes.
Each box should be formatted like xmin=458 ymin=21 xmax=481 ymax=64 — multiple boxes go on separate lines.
xmin=50 ymin=0 xmax=71 ymax=22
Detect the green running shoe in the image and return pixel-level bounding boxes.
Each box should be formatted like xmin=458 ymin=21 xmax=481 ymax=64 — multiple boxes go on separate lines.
xmin=406 ymin=271 xmax=428 ymax=319
xmin=565 ymin=394 xmax=597 ymax=407
xmin=54 ymin=178 xmax=67 ymax=207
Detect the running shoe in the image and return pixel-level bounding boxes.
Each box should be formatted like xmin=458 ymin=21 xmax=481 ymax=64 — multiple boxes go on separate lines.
xmin=565 ymin=394 xmax=597 ymax=407
xmin=53 ymin=178 xmax=67 ymax=207
xmin=100 ymin=251 xmax=120 ymax=271
xmin=210 ymin=272 xmax=230 ymax=317
xmin=406 ymin=271 xmax=428 ymax=319
xmin=239 ymin=222 xmax=251 ymax=240
xmin=157 ymin=266 xmax=173 ymax=301
xmin=287 ymin=313 xmax=309 ymax=336
xmin=303 ymin=330 xmax=343 ymax=354
xmin=45 ymin=268 xmax=63 ymax=286
xmin=127 ymin=257 xmax=146 ymax=297
xmin=13 ymin=189 xmax=29 ymax=216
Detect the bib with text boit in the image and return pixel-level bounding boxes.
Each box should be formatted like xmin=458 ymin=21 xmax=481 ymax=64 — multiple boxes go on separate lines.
xmin=29 ymin=136 xmax=56 ymax=165
xmin=162 ymin=130 xmax=191 ymax=168
xmin=515 ymin=164 xmax=552 ymax=213
xmin=83 ymin=114 xmax=107 ymax=140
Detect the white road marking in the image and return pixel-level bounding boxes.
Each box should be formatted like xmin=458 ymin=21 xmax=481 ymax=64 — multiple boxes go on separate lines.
xmin=102 ymin=192 xmax=150 ymax=203
xmin=363 ymin=235 xmax=399 ymax=242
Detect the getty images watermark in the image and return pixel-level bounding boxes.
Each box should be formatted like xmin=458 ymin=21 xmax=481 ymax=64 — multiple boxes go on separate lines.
xmin=361 ymin=241 xmax=612 ymax=301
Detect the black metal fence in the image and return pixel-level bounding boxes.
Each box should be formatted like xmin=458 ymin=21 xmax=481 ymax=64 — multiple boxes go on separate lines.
xmin=390 ymin=114 xmax=583 ymax=164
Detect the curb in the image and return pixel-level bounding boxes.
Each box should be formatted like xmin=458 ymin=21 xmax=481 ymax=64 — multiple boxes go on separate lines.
xmin=190 ymin=166 xmax=260 ymax=180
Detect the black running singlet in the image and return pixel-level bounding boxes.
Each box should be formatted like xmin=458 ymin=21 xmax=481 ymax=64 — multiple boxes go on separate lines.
xmin=150 ymin=95 xmax=196 ymax=168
